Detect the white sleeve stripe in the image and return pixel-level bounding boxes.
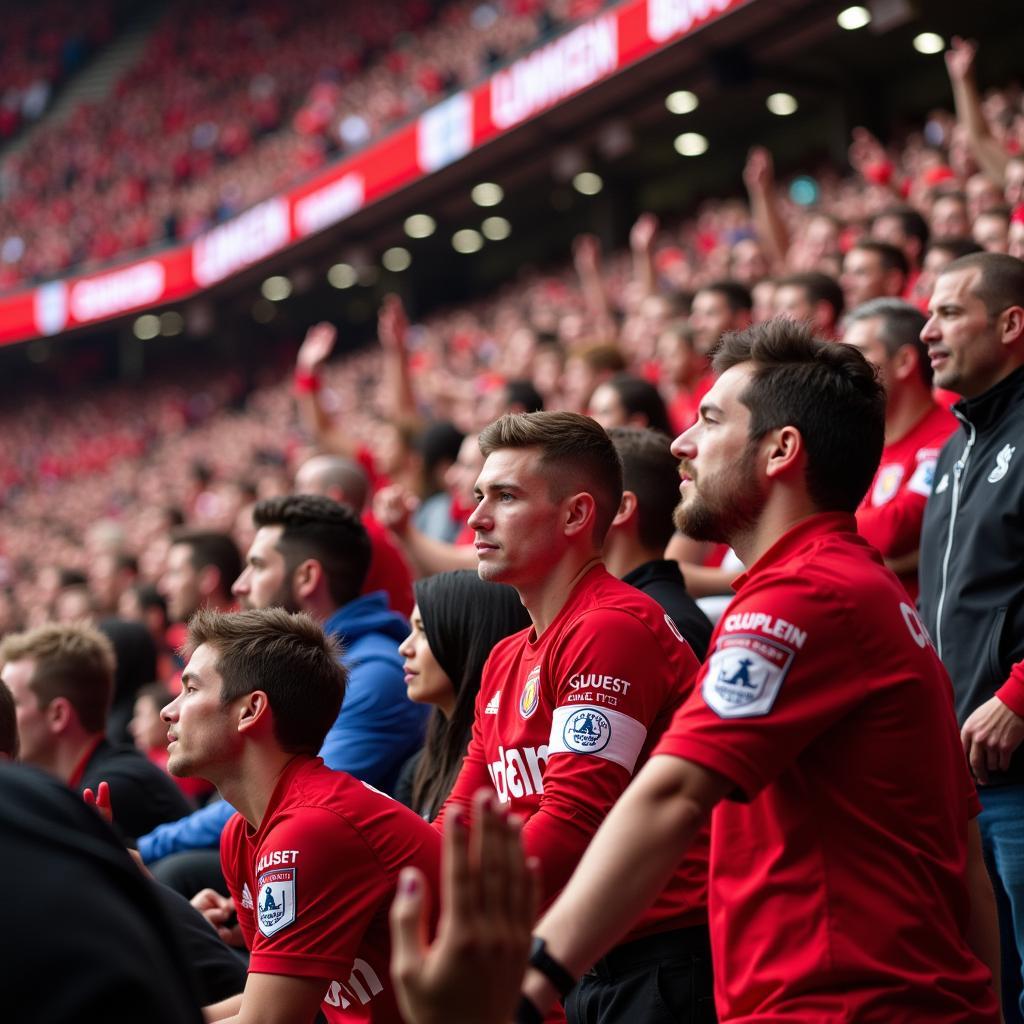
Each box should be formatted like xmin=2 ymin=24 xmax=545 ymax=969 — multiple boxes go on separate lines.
xmin=548 ymin=705 xmax=648 ymax=775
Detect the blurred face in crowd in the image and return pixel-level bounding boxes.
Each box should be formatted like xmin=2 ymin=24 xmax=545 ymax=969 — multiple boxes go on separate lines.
xmin=973 ymin=212 xmax=1010 ymax=254
xmin=671 ymin=364 xmax=766 ymax=545
xmin=468 ymin=447 xmax=578 ymax=590
xmin=922 ymin=266 xmax=1011 ymax=398
xmin=1010 ymin=219 xmax=1024 ymax=262
xmin=587 ymin=383 xmax=629 ymax=430
xmin=162 ymin=643 xmax=237 ymax=780
xmin=129 ymin=694 xmax=168 ymax=752
xmin=751 ymin=280 xmax=777 ymax=324
xmin=966 ymin=174 xmax=1004 ymax=220
xmin=160 ymin=543 xmax=203 ymax=623
xmin=690 ymin=290 xmax=744 ymax=356
xmin=1005 ymin=158 xmax=1024 ymax=208
xmin=773 ymin=284 xmax=836 ymax=335
xmin=841 ymin=249 xmax=896 ymax=311
xmin=657 ymin=329 xmax=703 ymax=387
xmin=729 ymin=239 xmax=769 ymax=286
xmin=444 ymin=435 xmax=484 ymax=512
xmin=1 ymin=659 xmax=53 ymax=770
xmin=398 ymin=605 xmax=455 ymax=717
xmin=931 ymin=196 xmax=970 ymax=239
xmin=803 ymin=215 xmax=840 ymax=264
xmin=232 ymin=525 xmax=296 ymax=612
xmin=843 ymin=316 xmax=896 ymax=396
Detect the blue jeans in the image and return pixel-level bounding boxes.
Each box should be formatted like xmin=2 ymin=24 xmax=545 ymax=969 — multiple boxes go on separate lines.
xmin=979 ymin=784 xmax=1024 ymax=1023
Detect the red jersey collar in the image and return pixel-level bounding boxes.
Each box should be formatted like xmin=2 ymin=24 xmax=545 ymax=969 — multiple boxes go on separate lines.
xmin=731 ymin=512 xmax=858 ymax=592
xmin=248 ymin=754 xmax=318 ymax=840
xmin=68 ymin=735 xmax=105 ymax=790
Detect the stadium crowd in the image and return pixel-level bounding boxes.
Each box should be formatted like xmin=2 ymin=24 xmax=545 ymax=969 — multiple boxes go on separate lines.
xmin=2 ymin=24 xmax=1024 ymax=1024
xmin=0 ymin=0 xmax=605 ymax=289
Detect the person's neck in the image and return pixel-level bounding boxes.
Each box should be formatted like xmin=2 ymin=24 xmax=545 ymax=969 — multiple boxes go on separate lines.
xmin=52 ymin=731 xmax=102 ymax=785
xmin=304 ymin=595 xmax=343 ymax=625
xmin=728 ymin=497 xmax=823 ymax=570
xmin=884 ymin=384 xmax=935 ymax=445
xmin=214 ymin=748 xmax=300 ymax=831
xmin=518 ymin=553 xmax=604 ymax=637
xmin=603 ymin=536 xmax=660 ymax=580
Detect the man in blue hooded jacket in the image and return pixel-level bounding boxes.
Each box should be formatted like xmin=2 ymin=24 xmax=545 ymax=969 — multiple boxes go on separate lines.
xmin=136 ymin=494 xmax=427 ymax=888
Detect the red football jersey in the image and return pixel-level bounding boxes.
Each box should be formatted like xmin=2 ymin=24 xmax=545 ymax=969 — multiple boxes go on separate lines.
xmin=856 ymin=401 xmax=957 ymax=600
xmin=439 ymin=565 xmax=709 ymax=938
xmin=654 ymin=513 xmax=997 ymax=1023
xmin=221 ymin=756 xmax=441 ymax=1023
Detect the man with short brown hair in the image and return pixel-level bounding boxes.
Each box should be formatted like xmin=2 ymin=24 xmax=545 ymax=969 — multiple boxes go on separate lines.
xmin=0 ymin=623 xmax=190 ymax=839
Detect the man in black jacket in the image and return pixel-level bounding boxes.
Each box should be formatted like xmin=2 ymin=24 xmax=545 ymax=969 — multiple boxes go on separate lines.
xmin=919 ymin=251 xmax=1024 ymax=1019
xmin=605 ymin=426 xmax=712 ymax=660
xmin=0 ymin=623 xmax=192 ymax=840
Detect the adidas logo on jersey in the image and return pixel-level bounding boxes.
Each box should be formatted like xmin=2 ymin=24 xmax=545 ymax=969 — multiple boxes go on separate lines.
xmin=484 ymin=691 xmax=501 ymax=715
xmin=241 ymin=883 xmax=253 ymax=910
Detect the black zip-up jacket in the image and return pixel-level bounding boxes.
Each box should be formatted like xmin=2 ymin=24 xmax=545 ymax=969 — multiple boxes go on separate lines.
xmin=918 ymin=364 xmax=1024 ymax=784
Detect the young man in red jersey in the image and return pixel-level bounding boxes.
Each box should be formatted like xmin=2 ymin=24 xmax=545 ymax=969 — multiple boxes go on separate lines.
xmin=438 ymin=410 xmax=713 ymax=1024
xmin=517 ymin=319 xmax=1001 ymax=1023
xmin=161 ymin=607 xmax=441 ymax=1024
xmin=843 ymin=297 xmax=957 ymax=600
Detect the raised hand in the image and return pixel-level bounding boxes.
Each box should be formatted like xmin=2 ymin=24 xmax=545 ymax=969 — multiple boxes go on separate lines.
xmin=630 ymin=213 xmax=659 ymax=253
xmin=945 ymin=36 xmax=977 ymax=84
xmin=83 ymin=780 xmax=113 ymax=826
xmin=379 ymin=294 xmax=409 ymax=352
xmin=297 ymin=321 xmax=338 ymax=372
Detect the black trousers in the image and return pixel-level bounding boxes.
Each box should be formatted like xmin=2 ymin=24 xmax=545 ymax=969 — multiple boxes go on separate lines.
xmin=565 ymin=925 xmax=716 ymax=1024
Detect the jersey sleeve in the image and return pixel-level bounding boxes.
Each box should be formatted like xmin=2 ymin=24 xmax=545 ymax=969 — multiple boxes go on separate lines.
xmin=234 ymin=808 xmax=393 ymax=982
xmin=654 ymin=575 xmax=866 ymax=800
xmin=524 ymin=609 xmax=694 ymax=905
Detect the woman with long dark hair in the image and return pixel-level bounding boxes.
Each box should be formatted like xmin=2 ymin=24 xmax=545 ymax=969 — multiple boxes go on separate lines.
xmin=396 ymin=569 xmax=530 ymax=820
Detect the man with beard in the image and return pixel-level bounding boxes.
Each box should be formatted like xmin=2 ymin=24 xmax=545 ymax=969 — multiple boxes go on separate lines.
xmin=135 ymin=495 xmax=426 ymax=893
xmin=514 ymin=319 xmax=1001 ymax=1024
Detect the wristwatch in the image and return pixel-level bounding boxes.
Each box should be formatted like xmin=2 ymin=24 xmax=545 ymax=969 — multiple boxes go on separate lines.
xmin=527 ymin=936 xmax=577 ymax=998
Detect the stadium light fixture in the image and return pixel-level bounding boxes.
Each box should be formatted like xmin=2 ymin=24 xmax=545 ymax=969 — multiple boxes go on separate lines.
xmin=913 ymin=32 xmax=945 ymax=55
xmin=452 ymin=229 xmax=484 ymax=254
xmin=261 ymin=275 xmax=292 ymax=301
xmin=573 ymin=172 xmax=603 ymax=196
xmin=327 ymin=263 xmax=357 ymax=289
xmin=382 ymin=247 xmax=412 ymax=272
xmin=665 ymin=90 xmax=698 ymax=115
xmin=836 ymin=6 xmax=870 ymax=30
xmin=766 ymin=93 xmax=798 ymax=116
xmin=404 ymin=214 xmax=436 ymax=239
xmin=159 ymin=311 xmax=185 ymax=337
xmin=482 ymin=216 xmax=511 ymax=241
xmin=133 ymin=314 xmax=160 ymax=340
xmin=674 ymin=132 xmax=709 ymax=157
xmin=471 ymin=183 xmax=504 ymax=207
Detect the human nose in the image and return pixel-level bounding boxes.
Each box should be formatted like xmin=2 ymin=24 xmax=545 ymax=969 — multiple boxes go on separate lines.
xmin=398 ymin=630 xmax=414 ymax=658
xmin=161 ymin=697 xmax=178 ymax=723
xmin=671 ymin=423 xmax=698 ymax=459
xmin=231 ymin=567 xmax=250 ymax=596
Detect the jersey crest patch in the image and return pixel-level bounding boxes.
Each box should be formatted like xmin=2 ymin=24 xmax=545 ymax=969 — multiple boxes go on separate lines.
xmin=703 ymin=634 xmax=795 ymax=718
xmin=907 ymin=455 xmax=937 ymax=497
xmin=257 ymin=866 xmax=297 ymax=937
xmin=520 ymin=666 xmax=541 ymax=719
xmin=871 ymin=463 xmax=904 ymax=506
xmin=561 ymin=708 xmax=612 ymax=753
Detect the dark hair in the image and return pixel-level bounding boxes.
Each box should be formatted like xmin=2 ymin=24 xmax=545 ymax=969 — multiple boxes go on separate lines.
xmin=775 ymin=272 xmax=845 ymax=325
xmin=927 ymin=237 xmax=983 ymax=262
xmin=169 ymin=530 xmax=242 ymax=600
xmin=504 ymin=379 xmax=545 ymax=414
xmin=415 ymin=421 xmax=465 ymax=479
xmin=873 ymin=205 xmax=930 ymax=251
xmin=478 ymin=411 xmax=624 ymax=544
xmin=604 ymin=374 xmax=672 ymax=435
xmin=577 ymin=344 xmax=627 ymax=374
xmin=253 ymin=494 xmax=371 ymax=608
xmin=713 ymin=318 xmax=885 ymax=513
xmin=410 ymin=571 xmax=530 ymax=819
xmin=0 ymin=625 xmax=115 ymax=734
xmin=943 ymin=252 xmax=1024 ymax=318
xmin=186 ymin=607 xmax=346 ymax=755
xmin=844 ymin=298 xmax=931 ymax=386
xmin=850 ymin=240 xmax=909 ymax=279
xmin=0 ymin=679 xmax=18 ymax=758
xmin=698 ymin=279 xmax=753 ymax=313
xmin=608 ymin=427 xmax=680 ymax=550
